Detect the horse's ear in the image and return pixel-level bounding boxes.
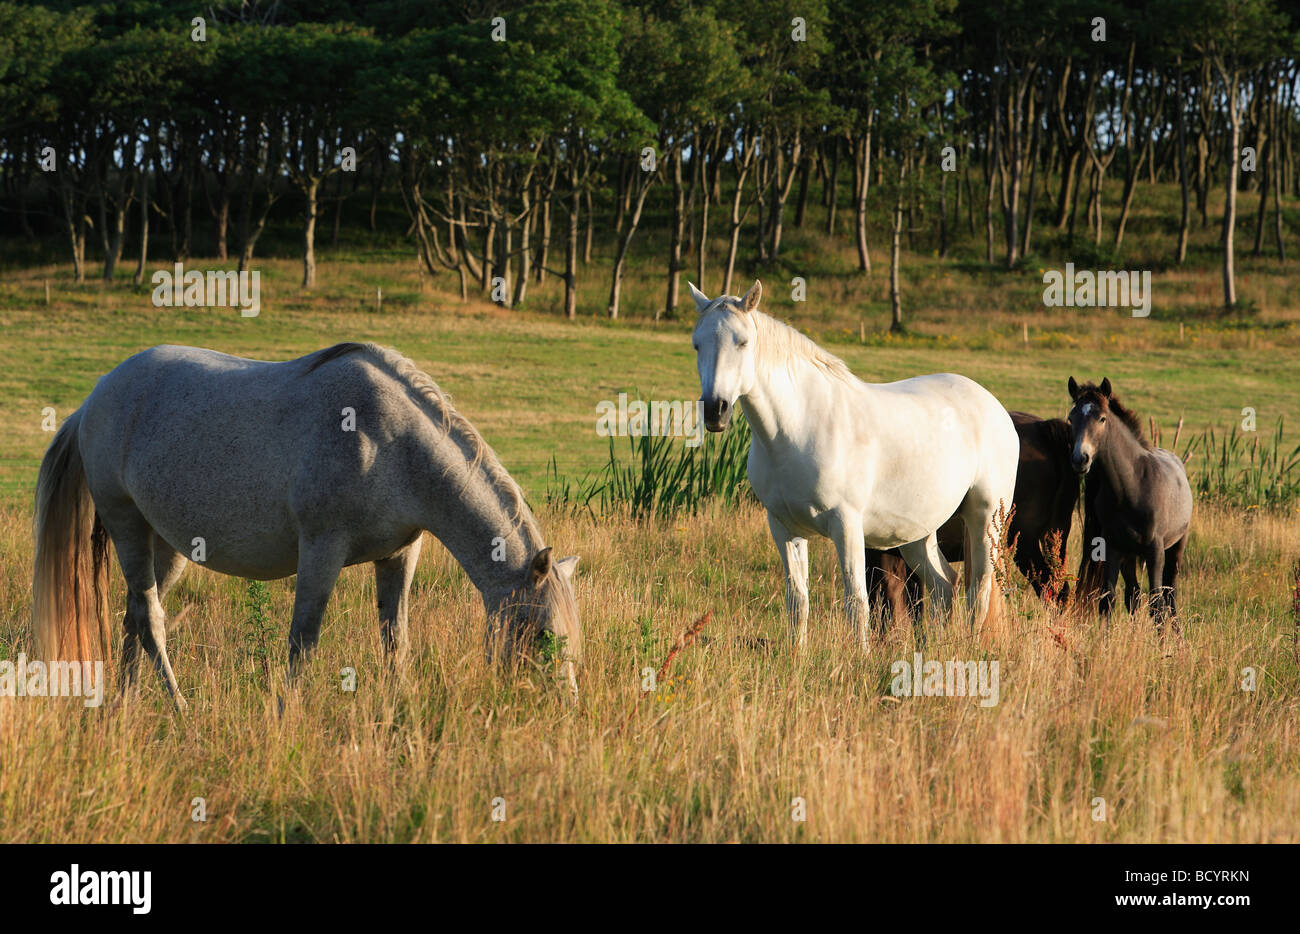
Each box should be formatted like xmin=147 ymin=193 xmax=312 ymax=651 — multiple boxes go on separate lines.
xmin=555 ymin=555 xmax=579 ymax=582
xmin=1067 ymin=376 xmax=1080 ymax=400
xmin=1099 ymin=377 xmax=1112 ymax=397
xmin=528 ymin=547 xmax=553 ymax=587
xmin=740 ymin=279 xmax=762 ymax=314
xmin=688 ymin=282 xmax=711 ymax=315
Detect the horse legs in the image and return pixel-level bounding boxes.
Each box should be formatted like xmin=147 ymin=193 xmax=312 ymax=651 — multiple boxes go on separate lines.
xmin=1021 ymin=547 xmax=1049 ymax=602
xmin=1098 ymin=551 xmax=1122 ymax=619
xmin=864 ymin=549 xmax=888 ymax=634
xmin=1162 ymin=536 xmax=1186 ymax=633
xmin=828 ymin=510 xmax=869 ymax=649
xmin=153 ymin=533 xmax=187 ymax=600
xmin=375 ymin=536 xmax=423 ymax=664
xmin=960 ymin=502 xmax=1000 ymax=631
xmin=1050 ymin=530 xmax=1072 ymax=606
xmin=1121 ymin=555 xmax=1140 ymax=615
xmin=1049 ymin=480 xmax=1078 ymax=606
xmin=101 ymin=509 xmax=186 ymax=709
xmin=767 ymin=513 xmax=810 ymax=650
xmin=899 ymin=532 xmax=956 ymax=621
xmin=865 ymin=548 xmax=913 ymax=634
xmin=1075 ymin=482 xmax=1106 ymax=611
xmin=903 ymin=563 xmax=924 ymax=625
xmin=1145 ymin=544 xmax=1167 ymax=628
xmin=287 ymin=536 xmax=349 ymax=679
xmin=1010 ymin=523 xmax=1048 ymax=601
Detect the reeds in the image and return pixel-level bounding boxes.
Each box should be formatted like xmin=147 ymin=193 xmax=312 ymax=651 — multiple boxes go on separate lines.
xmin=1182 ymin=418 xmax=1300 ymax=510
xmin=547 ymin=413 xmax=752 ymax=520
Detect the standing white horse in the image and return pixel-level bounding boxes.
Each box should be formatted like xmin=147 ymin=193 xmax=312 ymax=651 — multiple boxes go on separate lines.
xmin=31 ymin=342 xmax=581 ymax=707
xmin=690 ymin=281 xmax=1019 ymax=647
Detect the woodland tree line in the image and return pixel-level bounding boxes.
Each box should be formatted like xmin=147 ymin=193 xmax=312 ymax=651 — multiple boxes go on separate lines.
xmin=0 ymin=0 xmax=1295 ymax=323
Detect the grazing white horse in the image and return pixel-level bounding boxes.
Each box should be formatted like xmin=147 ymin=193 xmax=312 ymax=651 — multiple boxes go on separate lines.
xmin=690 ymin=281 xmax=1019 ymax=647
xmin=31 ymin=342 xmax=581 ymax=706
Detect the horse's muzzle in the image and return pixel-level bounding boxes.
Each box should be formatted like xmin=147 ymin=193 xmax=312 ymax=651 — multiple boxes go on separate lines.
xmin=1071 ymin=453 xmax=1092 ymax=474
xmin=702 ymin=397 xmax=731 ymax=432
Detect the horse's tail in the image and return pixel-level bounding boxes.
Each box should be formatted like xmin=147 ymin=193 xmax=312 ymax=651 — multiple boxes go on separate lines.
xmin=31 ymin=408 xmax=112 ymax=662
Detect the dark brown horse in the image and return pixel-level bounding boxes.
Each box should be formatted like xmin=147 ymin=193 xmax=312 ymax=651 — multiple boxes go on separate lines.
xmin=866 ymin=410 xmax=1078 ymax=628
xmin=1065 ymin=378 xmax=1193 ymax=629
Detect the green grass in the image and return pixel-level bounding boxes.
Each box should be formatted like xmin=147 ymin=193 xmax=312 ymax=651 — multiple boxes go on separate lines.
xmin=1 ymin=173 xmax=1298 ymax=843
xmin=1 ymin=279 xmax=1296 ymax=509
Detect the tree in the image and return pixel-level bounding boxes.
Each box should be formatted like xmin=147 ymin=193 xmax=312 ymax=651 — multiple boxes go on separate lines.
xmin=608 ymin=5 xmax=741 ymax=319
xmin=1195 ymin=0 xmax=1285 ymax=307
xmin=873 ymin=0 xmax=957 ymax=329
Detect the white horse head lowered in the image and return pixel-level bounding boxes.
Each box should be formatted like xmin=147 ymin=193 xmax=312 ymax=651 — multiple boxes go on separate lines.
xmin=689 ymin=280 xmax=1020 ymax=648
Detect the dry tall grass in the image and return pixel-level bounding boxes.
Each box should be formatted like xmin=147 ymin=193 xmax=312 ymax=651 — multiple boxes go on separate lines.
xmin=1 ymin=497 xmax=1295 ymax=843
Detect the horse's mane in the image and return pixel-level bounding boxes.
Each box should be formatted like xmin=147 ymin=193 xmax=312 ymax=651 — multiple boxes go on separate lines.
xmin=1010 ymin=410 xmax=1073 ymax=451
xmin=304 ymin=342 xmax=538 ymax=537
xmin=750 ymin=310 xmax=859 ymax=386
xmin=1041 ymin=416 xmax=1073 ymax=449
xmin=1072 ymin=382 xmax=1152 ymax=450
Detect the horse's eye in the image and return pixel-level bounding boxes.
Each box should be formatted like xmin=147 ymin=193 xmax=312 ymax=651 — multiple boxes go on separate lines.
xmin=737 ymin=339 xmax=748 ymax=348
xmin=1099 ymin=416 xmax=1107 ymax=423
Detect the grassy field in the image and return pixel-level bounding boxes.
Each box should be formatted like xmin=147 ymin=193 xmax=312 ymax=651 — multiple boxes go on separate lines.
xmin=2 ymin=178 xmax=1299 ymax=842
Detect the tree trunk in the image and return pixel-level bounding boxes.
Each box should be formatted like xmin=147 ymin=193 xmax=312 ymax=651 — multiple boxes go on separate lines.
xmin=179 ymin=159 xmax=193 ymax=261
xmin=514 ymin=182 xmax=532 ymax=306
xmin=60 ymin=174 xmax=86 ymax=284
xmin=1252 ymin=72 xmax=1274 ymax=258
xmin=1113 ymin=145 xmax=1146 ymax=251
xmin=793 ymin=153 xmax=810 ymax=228
xmin=536 ymin=177 xmax=553 ymax=283
xmin=331 ymin=171 xmax=345 ymax=249
xmin=697 ymin=153 xmax=711 ymax=289
xmin=938 ymin=162 xmax=950 ymax=258
xmin=133 ymin=168 xmax=149 ymax=287
xmin=1021 ymin=92 xmax=1040 ymax=257
xmin=214 ymin=189 xmax=229 ymax=261
xmin=607 ymin=173 xmax=653 ymax=319
xmin=1219 ymin=66 xmax=1240 ymax=307
xmin=769 ymin=134 xmax=801 ymax=259
xmin=1194 ymin=131 xmax=1209 ymax=227
xmin=614 ymin=155 xmax=628 ymax=235
xmin=825 ymin=138 xmax=840 ymax=234
xmin=664 ymin=147 xmax=685 ymax=320
xmin=583 ymin=188 xmax=594 ymax=265
xmin=996 ymin=75 xmax=1024 ymax=269
xmin=852 ymin=127 xmax=873 ymax=272
xmin=302 ymin=176 xmax=319 ymax=289
xmin=102 ymin=167 xmax=133 ymax=282
xmin=722 ymin=137 xmax=754 ymax=296
xmin=481 ymin=219 xmax=495 ymax=291
xmin=565 ymin=166 xmax=580 ymax=319
xmin=984 ymin=121 xmax=997 ymax=264
xmin=890 ymin=161 xmax=905 ymax=333
xmin=1053 ymin=149 xmax=1080 ymax=229
xmin=1175 ymin=58 xmax=1190 ymax=264
xmin=1273 ymin=76 xmax=1286 ymax=261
